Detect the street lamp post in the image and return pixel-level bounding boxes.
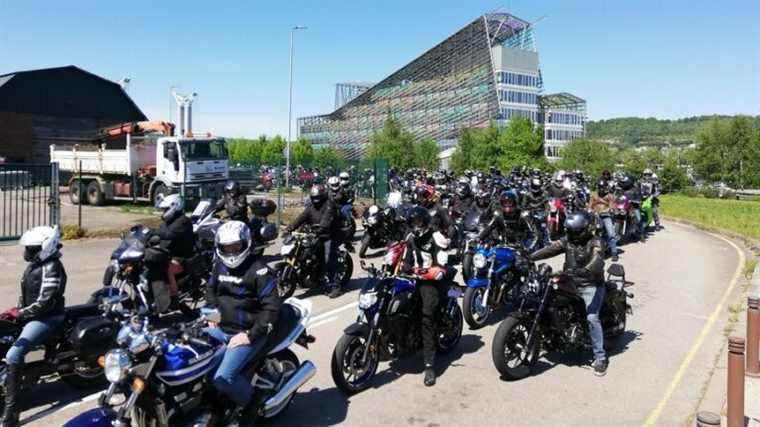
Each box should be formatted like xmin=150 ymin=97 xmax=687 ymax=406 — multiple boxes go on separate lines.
xmin=286 ymin=25 xmax=307 ymax=189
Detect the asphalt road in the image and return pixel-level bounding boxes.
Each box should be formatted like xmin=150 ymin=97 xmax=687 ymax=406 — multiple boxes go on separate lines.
xmin=0 ymin=221 xmax=743 ymax=426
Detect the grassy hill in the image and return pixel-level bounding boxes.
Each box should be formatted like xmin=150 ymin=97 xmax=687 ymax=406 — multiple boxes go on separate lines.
xmin=586 ymin=115 xmax=760 ymax=148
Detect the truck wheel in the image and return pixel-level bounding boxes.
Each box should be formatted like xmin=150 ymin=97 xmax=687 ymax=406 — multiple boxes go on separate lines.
xmin=69 ymin=180 xmax=87 ymax=205
xmin=152 ymin=184 xmax=169 ymax=204
xmin=86 ymin=181 xmax=105 ymax=206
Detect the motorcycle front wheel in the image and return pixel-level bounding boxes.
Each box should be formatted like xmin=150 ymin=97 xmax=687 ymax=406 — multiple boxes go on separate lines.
xmin=463 ymin=287 xmax=490 ymax=329
xmin=276 ymin=263 xmax=298 ymax=299
xmin=492 ymin=316 xmax=540 ymax=381
xmin=335 ymin=252 xmax=354 ymax=287
xmin=437 ymin=301 xmax=463 ymax=354
xmin=331 ymin=333 xmax=379 ymax=395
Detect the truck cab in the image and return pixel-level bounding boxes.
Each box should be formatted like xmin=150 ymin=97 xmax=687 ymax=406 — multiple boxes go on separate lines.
xmin=157 ymin=136 xmax=229 ymax=200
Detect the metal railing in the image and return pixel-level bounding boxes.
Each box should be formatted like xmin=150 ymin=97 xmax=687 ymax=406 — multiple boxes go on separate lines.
xmin=0 ymin=163 xmax=60 ymax=241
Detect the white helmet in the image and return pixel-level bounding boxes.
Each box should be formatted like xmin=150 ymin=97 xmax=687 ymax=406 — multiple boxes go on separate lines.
xmin=339 ymin=172 xmax=350 ymax=186
xmin=327 ymin=176 xmax=341 ymax=191
xmin=386 ymin=191 xmax=402 ymax=209
xmin=20 ymin=225 xmax=61 ymax=263
xmin=155 ymin=193 xmax=184 ymax=220
xmin=215 ymin=221 xmax=251 ymax=269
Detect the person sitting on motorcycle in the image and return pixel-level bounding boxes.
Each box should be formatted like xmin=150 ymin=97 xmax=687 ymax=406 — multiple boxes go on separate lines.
xmin=521 ymin=177 xmax=545 ymax=213
xmin=400 ymin=207 xmax=454 ymax=387
xmin=204 ymin=221 xmax=281 ymax=421
xmin=215 ymin=181 xmax=249 ymax=223
xmin=155 ymin=194 xmax=194 ymax=307
xmin=598 ymin=170 xmax=614 ymax=195
xmin=590 ymin=182 xmax=619 ymax=261
xmin=530 ymin=212 xmax=609 ymax=376
xmin=618 ymin=174 xmax=646 ymax=241
xmin=1 ymin=226 xmax=66 ymax=427
xmin=479 ymin=190 xmax=530 ymax=246
xmin=284 ymin=185 xmax=344 ymax=298
xmin=641 ymin=168 xmax=662 ymax=230
xmin=328 ymin=176 xmax=356 ymax=252
xmin=450 ymin=179 xmax=474 ymax=218
xmin=413 ymin=184 xmax=453 ymax=239
xmin=547 ymin=170 xmax=570 ymax=199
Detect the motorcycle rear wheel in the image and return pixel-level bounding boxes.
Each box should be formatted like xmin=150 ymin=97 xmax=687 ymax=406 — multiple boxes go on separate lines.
xmin=331 ymin=333 xmax=379 ymax=395
xmin=492 ymin=316 xmax=540 ymax=381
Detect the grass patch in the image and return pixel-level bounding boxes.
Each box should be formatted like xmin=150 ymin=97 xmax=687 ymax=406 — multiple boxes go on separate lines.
xmin=661 ymin=194 xmax=760 ymax=240
xmin=61 ymin=224 xmax=86 ymax=240
xmin=744 ymin=258 xmax=758 ymax=280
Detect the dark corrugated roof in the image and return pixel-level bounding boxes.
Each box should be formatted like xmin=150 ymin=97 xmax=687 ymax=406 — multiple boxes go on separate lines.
xmin=0 ymin=65 xmax=147 ymax=121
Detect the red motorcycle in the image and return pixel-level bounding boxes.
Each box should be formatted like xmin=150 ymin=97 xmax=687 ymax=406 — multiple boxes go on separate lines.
xmin=613 ymin=195 xmax=635 ymax=241
xmin=258 ymin=169 xmax=274 ymax=192
xmin=546 ymin=198 xmax=567 ymax=240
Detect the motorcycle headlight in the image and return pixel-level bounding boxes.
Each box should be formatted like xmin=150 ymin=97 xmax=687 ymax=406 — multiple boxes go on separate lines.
xmin=358 ymin=292 xmax=378 ymax=310
xmin=473 ymin=253 xmax=487 ymax=269
xmin=104 ymin=349 xmax=131 ymax=383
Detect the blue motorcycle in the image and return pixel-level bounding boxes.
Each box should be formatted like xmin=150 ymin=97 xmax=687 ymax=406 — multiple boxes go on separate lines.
xmin=462 ymin=244 xmax=529 ymax=329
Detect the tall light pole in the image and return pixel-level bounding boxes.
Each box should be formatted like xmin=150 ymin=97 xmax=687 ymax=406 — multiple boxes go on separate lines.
xmin=286 ymin=25 xmax=307 ymax=189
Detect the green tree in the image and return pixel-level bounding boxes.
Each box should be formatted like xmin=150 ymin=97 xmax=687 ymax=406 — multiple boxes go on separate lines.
xmin=659 ymin=150 xmax=690 ymax=192
xmin=451 ymin=129 xmax=476 ymax=174
xmin=556 ymin=139 xmax=616 ymax=178
xmin=260 ymin=136 xmax=286 ymax=165
xmin=291 ymin=137 xmax=314 ymax=168
xmin=414 ymin=138 xmax=440 ymax=170
xmin=313 ymin=146 xmax=347 ymax=170
xmin=367 ymin=116 xmax=417 ymax=170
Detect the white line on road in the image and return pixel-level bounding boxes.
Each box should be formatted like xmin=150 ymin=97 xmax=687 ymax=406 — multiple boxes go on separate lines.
xmin=311 ymin=301 xmax=358 ymax=323
xmin=644 ymin=223 xmax=745 ymax=426
xmin=309 ymin=315 xmax=340 ymax=329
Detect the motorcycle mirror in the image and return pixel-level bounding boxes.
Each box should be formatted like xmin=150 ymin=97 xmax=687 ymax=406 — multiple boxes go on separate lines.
xmin=607 ymin=263 xmax=625 ymax=278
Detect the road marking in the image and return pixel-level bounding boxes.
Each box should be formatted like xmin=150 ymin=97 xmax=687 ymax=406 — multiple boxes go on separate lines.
xmin=311 ymin=301 xmax=358 ymax=323
xmin=310 ymin=315 xmax=340 ymax=329
xmin=644 ymin=224 xmax=745 ymax=426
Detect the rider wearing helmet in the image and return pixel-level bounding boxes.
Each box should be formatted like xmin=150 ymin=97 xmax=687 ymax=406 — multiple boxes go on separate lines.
xmin=329 ymin=175 xmax=357 ymax=252
xmin=402 ymin=207 xmax=453 ymax=387
xmin=590 ymin=182 xmax=619 ymax=261
xmin=641 ymin=168 xmax=662 ymax=230
xmin=479 ymin=190 xmax=530 ymax=245
xmin=530 ymin=212 xmax=608 ymax=376
xmin=284 ymin=185 xmax=343 ymax=297
xmin=205 ymin=221 xmax=281 ymax=421
xmin=155 ymin=194 xmax=194 ymax=306
xmin=1 ymin=226 xmax=66 ymax=427
xmin=520 ymin=177 xmax=545 ymax=212
xmin=414 ymin=184 xmax=453 ymax=239
xmin=547 ymin=170 xmax=569 ymax=199
xmin=216 ymin=180 xmax=249 ymax=223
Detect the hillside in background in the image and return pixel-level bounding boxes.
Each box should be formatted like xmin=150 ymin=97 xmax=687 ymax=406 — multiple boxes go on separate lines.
xmin=586 ymin=115 xmax=760 ymax=147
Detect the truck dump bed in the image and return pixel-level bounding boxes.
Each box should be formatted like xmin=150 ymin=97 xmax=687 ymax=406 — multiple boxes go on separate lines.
xmin=50 ymin=141 xmax=156 ymax=175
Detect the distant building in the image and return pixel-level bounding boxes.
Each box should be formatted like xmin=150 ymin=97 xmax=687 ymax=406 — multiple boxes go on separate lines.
xmin=538 ymin=93 xmax=587 ymax=161
xmin=0 ymin=65 xmax=146 ymax=163
xmin=298 ymin=13 xmax=586 ymax=160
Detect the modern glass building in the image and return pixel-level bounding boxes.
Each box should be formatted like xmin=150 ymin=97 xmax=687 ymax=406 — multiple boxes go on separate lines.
xmin=539 ymin=93 xmax=587 ymax=161
xmin=298 ymin=13 xmax=586 ymax=160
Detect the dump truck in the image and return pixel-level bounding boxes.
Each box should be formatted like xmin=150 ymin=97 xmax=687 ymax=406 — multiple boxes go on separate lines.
xmin=50 ymin=121 xmax=229 ymax=205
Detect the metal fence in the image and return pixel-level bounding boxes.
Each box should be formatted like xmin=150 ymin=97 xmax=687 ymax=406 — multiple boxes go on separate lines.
xmin=0 ymin=163 xmax=60 ymax=241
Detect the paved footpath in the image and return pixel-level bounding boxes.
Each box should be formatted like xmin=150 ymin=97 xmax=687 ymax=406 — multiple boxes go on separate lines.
xmin=0 ymin=220 xmax=744 ymax=426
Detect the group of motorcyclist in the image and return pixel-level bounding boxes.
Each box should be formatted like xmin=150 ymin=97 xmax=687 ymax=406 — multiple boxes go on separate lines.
xmin=0 ymin=165 xmax=663 ymax=426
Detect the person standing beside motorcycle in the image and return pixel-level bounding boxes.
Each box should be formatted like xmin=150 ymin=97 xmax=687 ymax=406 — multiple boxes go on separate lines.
xmin=530 ymin=212 xmax=609 ymax=376
xmin=284 ymin=185 xmax=344 ymax=298
xmin=204 ymin=221 xmax=281 ymax=421
xmin=1 ymin=226 xmax=66 ymax=427
xmin=590 ymin=182 xmax=620 ymax=261
xmin=401 ymin=207 xmax=454 ymax=387
xmin=216 ymin=181 xmax=250 ymax=223
xmin=642 ymin=169 xmax=662 ymax=230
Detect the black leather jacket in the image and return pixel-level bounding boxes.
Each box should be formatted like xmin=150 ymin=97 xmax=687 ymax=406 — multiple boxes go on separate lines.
xmin=205 ymin=256 xmax=281 ymax=342
xmin=157 ymin=212 xmax=194 ymax=259
xmin=530 ymin=236 xmax=606 ymax=286
xmin=285 ymin=200 xmax=340 ymax=240
xmin=19 ymin=255 xmax=67 ymax=321
xmin=521 ymin=190 xmax=545 ymax=212
xmin=216 ymin=194 xmax=249 ymax=223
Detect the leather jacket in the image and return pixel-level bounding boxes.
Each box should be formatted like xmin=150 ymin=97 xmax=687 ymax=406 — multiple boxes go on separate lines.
xmin=157 ymin=211 xmax=194 ymax=259
xmin=19 ymin=255 xmax=67 ymax=321
xmin=285 ymin=199 xmax=340 ymax=240
xmin=530 ymin=236 xmax=606 ymax=286
xmin=216 ymin=194 xmax=249 ymax=223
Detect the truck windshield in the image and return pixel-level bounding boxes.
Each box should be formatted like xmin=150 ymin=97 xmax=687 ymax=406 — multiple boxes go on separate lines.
xmin=181 ymin=139 xmax=228 ymax=161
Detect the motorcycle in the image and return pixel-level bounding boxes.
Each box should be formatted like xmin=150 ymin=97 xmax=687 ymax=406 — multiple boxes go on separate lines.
xmin=491 ymin=263 xmax=632 ymax=380
xmin=0 ymin=302 xmax=120 ymax=399
xmin=64 ymin=298 xmax=316 ymax=427
xmin=613 ymin=195 xmax=636 ymax=242
xmin=462 ymin=244 xmax=528 ymax=329
xmin=359 ymin=205 xmax=404 ymax=259
xmin=640 ymin=182 xmax=655 ymax=229
xmin=546 ymin=197 xmax=567 ymax=241
xmin=330 ymin=261 xmax=463 ymax=395
xmin=276 ymin=229 xmax=354 ymax=299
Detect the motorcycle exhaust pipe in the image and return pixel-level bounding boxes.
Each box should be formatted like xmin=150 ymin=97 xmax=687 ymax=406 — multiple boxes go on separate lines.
xmin=263 ymin=360 xmax=316 ymax=416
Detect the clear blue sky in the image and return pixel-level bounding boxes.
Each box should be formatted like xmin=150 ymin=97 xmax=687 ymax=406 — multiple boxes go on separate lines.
xmin=1 ymin=0 xmax=758 ymax=138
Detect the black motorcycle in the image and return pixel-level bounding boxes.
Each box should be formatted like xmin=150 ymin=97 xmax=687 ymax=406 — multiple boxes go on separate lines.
xmin=491 ymin=263 xmax=632 ymax=380
xmin=0 ymin=302 xmax=120 ymax=399
xmin=358 ymin=205 xmax=404 ymax=258
xmin=330 ymin=261 xmax=463 ymax=395
xmin=276 ymin=230 xmax=354 ymax=299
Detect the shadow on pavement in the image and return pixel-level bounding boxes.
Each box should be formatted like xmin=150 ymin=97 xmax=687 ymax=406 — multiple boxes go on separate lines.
xmin=19 ymin=380 xmax=106 ymax=426
xmin=533 ymin=329 xmax=644 ymax=376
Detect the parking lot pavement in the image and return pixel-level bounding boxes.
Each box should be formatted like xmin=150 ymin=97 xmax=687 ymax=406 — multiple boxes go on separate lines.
xmin=0 ymin=221 xmax=746 ymax=426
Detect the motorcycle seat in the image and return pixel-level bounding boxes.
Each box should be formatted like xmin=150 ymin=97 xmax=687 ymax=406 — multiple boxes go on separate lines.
xmin=64 ymin=303 xmax=101 ymax=321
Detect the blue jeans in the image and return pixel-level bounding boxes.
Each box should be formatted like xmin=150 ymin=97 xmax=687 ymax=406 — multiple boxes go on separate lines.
xmin=577 ymin=285 xmax=606 ymax=362
xmin=206 ymin=327 xmax=268 ymax=407
xmin=600 ymin=216 xmax=618 ymax=256
xmin=633 ymin=209 xmax=645 ymax=238
xmin=5 ymin=315 xmax=63 ymax=365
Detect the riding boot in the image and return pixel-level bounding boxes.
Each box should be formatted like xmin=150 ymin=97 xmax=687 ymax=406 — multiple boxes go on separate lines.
xmin=1 ymin=364 xmax=21 ymax=427
xmin=423 ymin=358 xmax=436 ymax=387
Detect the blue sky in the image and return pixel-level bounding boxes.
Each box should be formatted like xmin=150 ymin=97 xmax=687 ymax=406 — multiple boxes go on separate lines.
xmin=1 ymin=0 xmax=758 ymax=138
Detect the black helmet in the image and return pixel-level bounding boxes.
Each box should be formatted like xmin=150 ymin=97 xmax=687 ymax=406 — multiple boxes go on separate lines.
xmin=597 ymin=179 xmax=609 ymax=197
xmin=408 ymin=206 xmax=431 ymax=237
xmin=530 ymin=178 xmax=542 ymax=192
xmin=475 ymin=190 xmax=491 ymax=209
xmin=224 ymin=181 xmax=241 ymax=196
xmin=618 ymin=175 xmax=634 ymax=191
xmin=309 ymin=185 xmax=328 ymax=206
xmin=456 ymin=181 xmax=472 ymax=199
xmin=565 ymin=212 xmax=593 ymax=244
